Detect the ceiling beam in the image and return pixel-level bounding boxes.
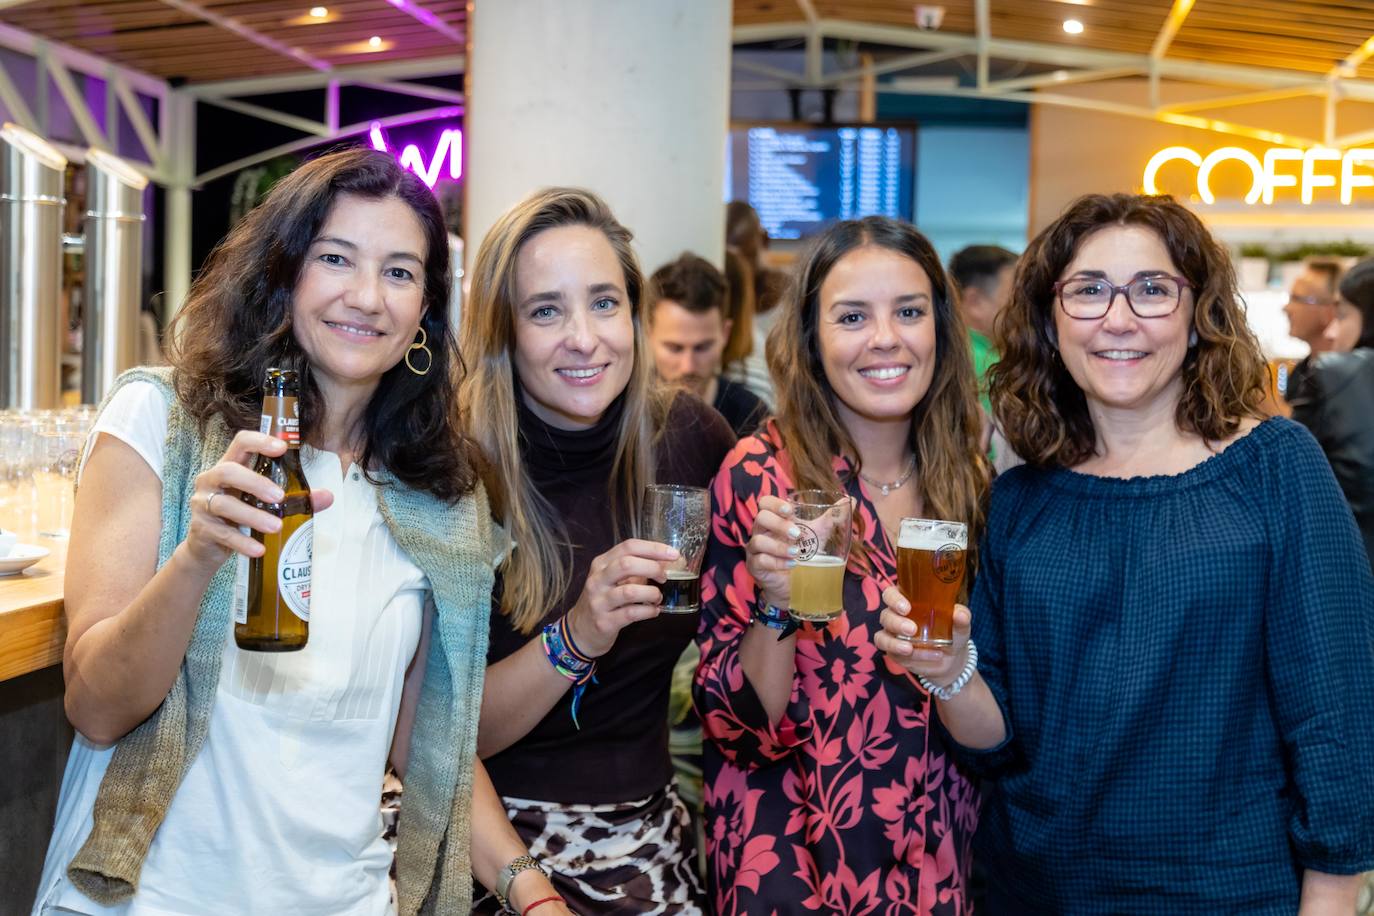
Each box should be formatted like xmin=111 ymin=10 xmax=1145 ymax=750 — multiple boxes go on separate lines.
xmin=157 ymin=0 xmax=332 ymax=72
xmin=794 ymin=0 xmax=818 ymax=26
xmin=0 ymin=21 xmax=167 ymax=99
xmin=381 ymin=0 xmax=463 ymax=44
xmin=819 ymin=48 xmax=967 ymax=88
xmin=351 ymin=79 xmax=465 ymax=105
xmin=1331 ymin=35 xmax=1374 ymax=79
xmin=200 ymin=96 xmax=332 ymax=137
xmin=0 ymin=57 xmax=36 ymax=129
xmin=1151 ymin=0 xmax=1196 ymax=61
xmin=734 ymin=57 xmax=807 ymax=87
xmin=974 ymin=0 xmax=990 ymax=90
xmin=988 ymin=66 xmax=1142 ymax=94
xmin=805 ymin=18 xmax=1374 ymax=98
xmin=187 ymin=55 xmax=462 ymax=97
xmin=1157 ymin=85 xmax=1319 ymax=114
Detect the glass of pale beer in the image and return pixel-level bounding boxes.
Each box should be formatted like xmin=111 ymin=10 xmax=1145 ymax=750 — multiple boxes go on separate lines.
xmin=895 ymin=518 xmax=967 ymax=648
xmin=787 ymin=490 xmax=853 ymax=624
xmin=641 ymin=484 xmax=710 ymax=613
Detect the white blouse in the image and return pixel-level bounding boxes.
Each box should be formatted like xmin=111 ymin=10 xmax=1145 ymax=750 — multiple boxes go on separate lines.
xmin=36 ymin=380 xmax=426 ymax=916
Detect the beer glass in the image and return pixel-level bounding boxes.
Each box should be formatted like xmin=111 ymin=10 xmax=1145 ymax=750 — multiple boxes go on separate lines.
xmin=895 ymin=518 xmax=967 ymax=648
xmin=641 ymin=484 xmax=709 ymax=613
xmin=787 ymin=489 xmax=852 ymax=623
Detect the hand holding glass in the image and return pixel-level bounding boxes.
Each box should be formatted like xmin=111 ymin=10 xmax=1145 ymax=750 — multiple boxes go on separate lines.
xmin=640 ymin=484 xmax=709 ymax=613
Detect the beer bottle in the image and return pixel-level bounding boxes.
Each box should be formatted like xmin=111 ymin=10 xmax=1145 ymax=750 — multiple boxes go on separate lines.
xmin=234 ymin=368 xmax=313 ymax=651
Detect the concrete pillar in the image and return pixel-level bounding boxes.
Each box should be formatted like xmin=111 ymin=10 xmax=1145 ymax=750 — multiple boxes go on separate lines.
xmin=465 ymin=0 xmax=731 ymax=275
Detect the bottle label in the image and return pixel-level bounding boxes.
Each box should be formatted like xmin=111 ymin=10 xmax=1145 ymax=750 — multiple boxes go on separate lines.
xmin=278 ymin=519 xmax=313 ymax=621
xmin=263 ymin=396 xmax=301 ymax=446
xmin=233 ymin=527 xmax=250 ymax=625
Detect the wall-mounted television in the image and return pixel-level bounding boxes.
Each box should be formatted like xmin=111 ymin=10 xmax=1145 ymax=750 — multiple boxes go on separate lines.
xmin=725 ymin=123 xmax=917 ymax=240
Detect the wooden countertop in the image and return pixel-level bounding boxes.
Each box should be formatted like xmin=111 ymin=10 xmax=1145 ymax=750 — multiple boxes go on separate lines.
xmin=0 ymin=536 xmax=67 ymax=683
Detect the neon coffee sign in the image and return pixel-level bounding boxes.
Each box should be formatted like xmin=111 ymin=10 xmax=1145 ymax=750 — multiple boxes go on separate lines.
xmin=1144 ymin=145 xmax=1374 ymax=205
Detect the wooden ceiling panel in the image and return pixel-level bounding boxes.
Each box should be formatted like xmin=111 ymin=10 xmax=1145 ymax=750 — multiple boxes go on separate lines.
xmin=0 ymin=0 xmax=1367 ymax=86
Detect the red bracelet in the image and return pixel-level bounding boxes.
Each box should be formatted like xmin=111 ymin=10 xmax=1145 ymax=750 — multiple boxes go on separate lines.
xmin=522 ymin=896 xmax=564 ymax=916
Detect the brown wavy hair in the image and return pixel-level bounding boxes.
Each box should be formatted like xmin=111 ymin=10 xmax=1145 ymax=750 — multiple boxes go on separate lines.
xmin=989 ymin=193 xmax=1267 ymax=468
xmin=460 ymin=187 xmax=665 ymax=634
xmin=768 ymin=216 xmax=988 ymax=571
xmin=166 ymin=147 xmax=477 ymax=501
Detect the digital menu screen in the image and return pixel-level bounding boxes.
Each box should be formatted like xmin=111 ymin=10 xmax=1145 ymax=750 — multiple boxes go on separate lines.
xmin=725 ymin=124 xmax=916 ymax=240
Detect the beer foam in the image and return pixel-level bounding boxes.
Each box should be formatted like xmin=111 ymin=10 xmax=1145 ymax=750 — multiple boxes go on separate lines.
xmin=796 ymin=554 xmax=845 ymax=567
xmin=898 ymin=519 xmax=967 ymax=550
xmin=665 ymin=569 xmax=697 ymax=580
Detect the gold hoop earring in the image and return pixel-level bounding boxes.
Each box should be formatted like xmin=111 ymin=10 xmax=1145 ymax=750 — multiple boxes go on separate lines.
xmin=405 ymin=326 xmax=432 ymax=376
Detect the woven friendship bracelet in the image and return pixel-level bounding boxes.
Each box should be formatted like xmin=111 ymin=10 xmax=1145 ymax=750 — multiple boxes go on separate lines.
xmin=541 ymin=616 xmax=597 ymax=728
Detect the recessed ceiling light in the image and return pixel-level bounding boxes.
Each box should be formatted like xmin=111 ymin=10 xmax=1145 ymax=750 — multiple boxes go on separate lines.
xmin=369 ymin=35 xmax=382 ymax=48
xmin=309 ymin=6 xmax=328 ymax=18
xmin=1063 ymin=19 xmax=1085 ymax=34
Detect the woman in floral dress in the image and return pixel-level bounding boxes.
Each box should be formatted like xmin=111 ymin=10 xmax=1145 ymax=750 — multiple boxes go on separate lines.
xmin=694 ymin=216 xmax=990 ymax=915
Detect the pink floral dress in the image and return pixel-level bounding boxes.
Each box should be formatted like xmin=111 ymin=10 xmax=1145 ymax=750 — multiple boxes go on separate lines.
xmin=694 ymin=425 xmax=980 ymax=915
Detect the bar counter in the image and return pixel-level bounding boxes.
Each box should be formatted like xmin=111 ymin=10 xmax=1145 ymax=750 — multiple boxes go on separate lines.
xmin=0 ymin=538 xmax=67 ymax=682
xmin=0 ymin=536 xmax=73 ymax=915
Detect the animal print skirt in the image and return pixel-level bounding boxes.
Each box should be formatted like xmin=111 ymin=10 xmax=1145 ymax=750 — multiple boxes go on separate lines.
xmin=472 ymin=781 xmax=705 ymax=915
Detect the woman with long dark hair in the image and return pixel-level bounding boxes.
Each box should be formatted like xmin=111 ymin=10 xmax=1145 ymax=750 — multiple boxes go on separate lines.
xmin=878 ymin=193 xmax=1374 ymax=912
xmin=696 ymin=215 xmax=989 ymax=914
xmin=34 ymin=149 xmax=568 ymax=916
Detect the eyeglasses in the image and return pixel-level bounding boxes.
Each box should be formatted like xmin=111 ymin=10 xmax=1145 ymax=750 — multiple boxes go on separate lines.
xmin=1053 ymin=275 xmax=1192 ymax=320
xmin=1286 ymin=294 xmax=1335 ymax=308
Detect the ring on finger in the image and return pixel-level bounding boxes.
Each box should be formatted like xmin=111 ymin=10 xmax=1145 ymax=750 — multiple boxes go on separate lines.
xmin=206 ymin=490 xmax=223 ymax=516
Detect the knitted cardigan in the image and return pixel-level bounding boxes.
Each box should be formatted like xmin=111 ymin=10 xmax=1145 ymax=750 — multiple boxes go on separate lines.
xmin=65 ymin=367 xmax=492 ymax=916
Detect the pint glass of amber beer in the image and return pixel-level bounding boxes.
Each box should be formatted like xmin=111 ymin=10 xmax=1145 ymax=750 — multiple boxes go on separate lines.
xmin=787 ymin=490 xmax=853 ymax=624
xmin=641 ymin=484 xmax=710 ymax=613
xmin=895 ymin=518 xmax=967 ymax=648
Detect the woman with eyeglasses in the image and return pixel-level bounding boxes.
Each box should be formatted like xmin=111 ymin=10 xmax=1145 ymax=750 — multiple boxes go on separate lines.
xmin=875 ymin=194 xmax=1374 ymax=913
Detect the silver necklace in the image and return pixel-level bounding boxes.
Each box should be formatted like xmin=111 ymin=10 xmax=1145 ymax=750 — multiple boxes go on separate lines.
xmin=858 ymin=455 xmax=916 ymax=497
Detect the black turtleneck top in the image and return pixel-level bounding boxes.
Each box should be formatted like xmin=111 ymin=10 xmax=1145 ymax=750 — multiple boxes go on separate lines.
xmin=485 ymin=391 xmax=736 ymax=804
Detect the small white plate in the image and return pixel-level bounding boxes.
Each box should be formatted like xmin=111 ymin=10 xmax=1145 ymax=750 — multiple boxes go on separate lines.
xmin=0 ymin=544 xmax=50 ymax=576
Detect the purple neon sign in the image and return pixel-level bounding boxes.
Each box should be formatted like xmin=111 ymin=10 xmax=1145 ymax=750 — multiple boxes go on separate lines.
xmin=369 ymin=121 xmax=462 ymax=188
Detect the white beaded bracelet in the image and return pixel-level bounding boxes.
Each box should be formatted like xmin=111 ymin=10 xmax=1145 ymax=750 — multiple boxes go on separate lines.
xmin=916 ymin=639 xmax=978 ymax=702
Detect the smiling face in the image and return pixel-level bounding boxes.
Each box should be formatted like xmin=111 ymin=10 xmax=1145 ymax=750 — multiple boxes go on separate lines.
xmin=816 ymin=244 xmax=937 ymax=432
xmin=511 ymin=224 xmax=635 ymax=430
xmin=290 ymin=192 xmax=428 ymax=403
xmin=1052 ymin=224 xmax=1194 ymax=418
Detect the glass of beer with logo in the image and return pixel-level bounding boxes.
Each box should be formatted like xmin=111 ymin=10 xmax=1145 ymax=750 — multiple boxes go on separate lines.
xmin=787 ymin=489 xmax=852 ymax=624
xmin=895 ymin=518 xmax=967 ymax=648
xmin=642 ymin=484 xmax=710 ymax=613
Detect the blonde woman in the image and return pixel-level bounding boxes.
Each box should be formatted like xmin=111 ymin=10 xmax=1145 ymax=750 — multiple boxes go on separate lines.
xmin=460 ymin=188 xmax=734 ymax=914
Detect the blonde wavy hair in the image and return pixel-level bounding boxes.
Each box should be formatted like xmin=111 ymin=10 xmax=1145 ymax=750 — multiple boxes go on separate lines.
xmin=768 ymin=216 xmax=989 ymax=572
xmin=460 ymin=188 xmax=660 ymax=634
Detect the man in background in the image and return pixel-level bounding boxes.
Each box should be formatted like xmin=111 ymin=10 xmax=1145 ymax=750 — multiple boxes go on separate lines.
xmin=949 ymin=245 xmax=1019 ymax=471
xmin=1283 ymin=257 xmax=1343 ymax=397
xmin=646 ymin=252 xmax=769 ymax=438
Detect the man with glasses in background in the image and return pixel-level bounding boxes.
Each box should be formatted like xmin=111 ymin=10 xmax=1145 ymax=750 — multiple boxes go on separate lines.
xmin=1283 ymin=258 xmax=1343 ymax=403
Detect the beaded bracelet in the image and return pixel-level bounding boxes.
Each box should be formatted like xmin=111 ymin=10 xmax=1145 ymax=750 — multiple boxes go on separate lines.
xmin=915 ymin=639 xmax=978 ymax=702
xmin=541 ymin=616 xmax=597 ymax=728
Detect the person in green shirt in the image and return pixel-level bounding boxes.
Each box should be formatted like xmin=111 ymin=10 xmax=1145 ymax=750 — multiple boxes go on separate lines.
xmin=949 ymin=244 xmax=1019 ymax=418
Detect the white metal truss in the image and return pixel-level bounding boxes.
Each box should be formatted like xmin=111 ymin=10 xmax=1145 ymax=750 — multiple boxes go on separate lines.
xmin=732 ymin=17 xmax=1374 ymax=149
xmin=0 ymin=22 xmax=171 ymax=177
